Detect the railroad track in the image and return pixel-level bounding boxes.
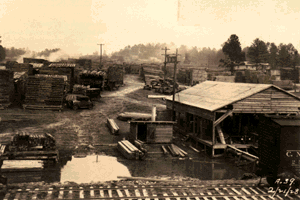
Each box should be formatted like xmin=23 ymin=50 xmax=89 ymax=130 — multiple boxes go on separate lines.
xmin=2 ymin=184 xmax=299 ymax=200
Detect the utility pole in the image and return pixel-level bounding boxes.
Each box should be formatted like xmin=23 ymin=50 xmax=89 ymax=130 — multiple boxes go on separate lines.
xmin=161 ymin=47 xmax=170 ymax=80
xmin=172 ymin=49 xmax=180 ymax=121
xmin=97 ymin=44 xmax=104 ymax=68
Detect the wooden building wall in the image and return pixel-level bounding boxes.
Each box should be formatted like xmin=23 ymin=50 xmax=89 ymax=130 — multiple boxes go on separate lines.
xmin=129 ymin=122 xmax=174 ymax=144
xmin=233 ymin=87 xmax=300 ymax=113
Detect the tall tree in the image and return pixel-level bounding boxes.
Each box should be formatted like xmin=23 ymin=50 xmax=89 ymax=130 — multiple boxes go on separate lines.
xmin=0 ymin=45 xmax=5 ymax=62
xmin=247 ymin=38 xmax=269 ymax=64
xmin=222 ymin=34 xmax=245 ymax=63
xmin=268 ymin=43 xmax=278 ymax=69
xmin=222 ymin=34 xmax=245 ymax=74
xmin=278 ymin=43 xmax=292 ymax=68
xmin=292 ymin=50 xmax=300 ymax=68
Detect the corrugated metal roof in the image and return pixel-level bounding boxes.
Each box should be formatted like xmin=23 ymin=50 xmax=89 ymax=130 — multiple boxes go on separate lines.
xmin=165 ymin=81 xmax=272 ymax=111
xmin=49 ymin=63 xmax=76 ymax=68
xmin=29 ymin=63 xmax=44 ymax=68
xmin=272 ymin=119 xmax=300 ymax=126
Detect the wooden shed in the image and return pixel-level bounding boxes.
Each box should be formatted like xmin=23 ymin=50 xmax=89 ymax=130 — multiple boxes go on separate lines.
xmin=129 ymin=121 xmax=175 ymax=144
xmin=165 ymin=81 xmax=300 ymax=157
xmin=258 ymin=116 xmax=300 ymax=177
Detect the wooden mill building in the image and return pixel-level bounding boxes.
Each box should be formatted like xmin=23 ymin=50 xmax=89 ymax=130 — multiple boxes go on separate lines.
xmin=165 ymin=81 xmax=300 ymax=157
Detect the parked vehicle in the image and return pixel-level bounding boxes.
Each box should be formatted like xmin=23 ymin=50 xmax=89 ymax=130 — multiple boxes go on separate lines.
xmin=65 ymin=94 xmax=93 ymax=110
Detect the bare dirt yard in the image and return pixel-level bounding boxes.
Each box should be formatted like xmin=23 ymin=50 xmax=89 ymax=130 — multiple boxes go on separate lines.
xmin=0 ymin=74 xmax=267 ymax=191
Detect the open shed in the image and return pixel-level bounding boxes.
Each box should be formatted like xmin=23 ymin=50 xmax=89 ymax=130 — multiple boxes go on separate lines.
xmin=165 ymin=81 xmax=300 ymax=157
xmin=129 ymin=121 xmax=175 ymax=144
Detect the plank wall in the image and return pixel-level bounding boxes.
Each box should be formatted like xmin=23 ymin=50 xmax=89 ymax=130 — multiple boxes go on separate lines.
xmin=233 ymin=87 xmax=300 ymax=113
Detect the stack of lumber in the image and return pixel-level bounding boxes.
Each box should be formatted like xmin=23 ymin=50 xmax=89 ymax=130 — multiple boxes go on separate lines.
xmin=107 ymin=65 xmax=124 ymax=84
xmin=1 ymin=160 xmax=43 ymax=172
xmin=167 ymin=144 xmax=188 ymax=157
xmin=5 ymin=62 xmax=33 ymax=73
xmin=0 ymin=69 xmax=14 ymax=107
xmin=117 ymin=140 xmax=143 ymax=160
xmin=24 ymin=75 xmax=65 ymax=110
xmin=107 ymin=118 xmax=119 ymax=134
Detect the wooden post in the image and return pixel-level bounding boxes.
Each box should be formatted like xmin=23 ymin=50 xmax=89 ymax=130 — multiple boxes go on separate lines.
xmin=212 ymin=112 xmax=216 ymax=157
xmin=193 ymin=114 xmax=196 ymax=135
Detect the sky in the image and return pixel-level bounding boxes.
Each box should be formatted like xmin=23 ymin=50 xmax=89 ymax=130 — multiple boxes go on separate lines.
xmin=0 ymin=0 xmax=299 ymax=56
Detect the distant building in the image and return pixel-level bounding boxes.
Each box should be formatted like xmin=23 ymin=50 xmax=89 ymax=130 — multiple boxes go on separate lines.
xmin=234 ymin=61 xmax=270 ymax=72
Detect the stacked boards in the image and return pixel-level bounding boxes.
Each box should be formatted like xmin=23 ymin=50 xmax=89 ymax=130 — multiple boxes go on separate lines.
xmin=23 ymin=75 xmax=65 ymax=110
xmin=0 ymin=69 xmax=14 ymax=108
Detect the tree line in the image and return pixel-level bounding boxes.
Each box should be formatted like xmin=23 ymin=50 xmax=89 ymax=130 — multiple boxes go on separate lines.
xmin=112 ymin=35 xmax=300 ymax=71
xmin=1 ymin=35 xmax=299 ymax=70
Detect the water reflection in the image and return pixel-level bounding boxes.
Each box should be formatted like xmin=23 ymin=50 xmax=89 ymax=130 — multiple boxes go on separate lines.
xmin=0 ymin=149 xmax=247 ymax=184
xmin=60 ymin=155 xmax=131 ymax=183
xmin=120 ymin=157 xmax=246 ymax=180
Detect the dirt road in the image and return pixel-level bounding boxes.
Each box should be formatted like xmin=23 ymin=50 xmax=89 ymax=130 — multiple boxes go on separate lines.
xmin=0 ymin=74 xmax=166 ymax=152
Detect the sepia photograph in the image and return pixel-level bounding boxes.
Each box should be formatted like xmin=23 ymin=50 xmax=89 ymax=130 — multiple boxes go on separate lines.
xmin=0 ymin=0 xmax=300 ymax=199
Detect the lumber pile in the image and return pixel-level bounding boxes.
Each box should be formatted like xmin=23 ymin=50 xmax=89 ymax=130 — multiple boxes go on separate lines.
xmin=167 ymin=144 xmax=188 ymax=157
xmin=107 ymin=118 xmax=119 ymax=134
xmin=0 ymin=69 xmax=14 ymax=107
xmin=24 ymin=75 xmax=65 ymax=110
xmin=117 ymin=140 xmax=144 ymax=160
xmin=107 ymin=65 xmax=124 ymax=84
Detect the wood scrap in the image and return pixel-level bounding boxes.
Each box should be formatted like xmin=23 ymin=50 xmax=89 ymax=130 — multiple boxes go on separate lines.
xmin=167 ymin=145 xmax=178 ymax=156
xmin=189 ymin=145 xmax=200 ymax=153
xmin=107 ymin=118 xmax=119 ymax=134
xmin=161 ymin=145 xmax=168 ymax=154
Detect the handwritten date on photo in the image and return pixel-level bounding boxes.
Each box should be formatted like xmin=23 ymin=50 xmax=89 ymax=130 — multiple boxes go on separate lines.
xmin=268 ymin=178 xmax=299 ymax=196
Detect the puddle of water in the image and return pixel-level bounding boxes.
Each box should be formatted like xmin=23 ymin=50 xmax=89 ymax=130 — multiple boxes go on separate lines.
xmin=60 ymin=155 xmax=131 ymax=183
xmin=120 ymin=157 xmax=247 ymax=180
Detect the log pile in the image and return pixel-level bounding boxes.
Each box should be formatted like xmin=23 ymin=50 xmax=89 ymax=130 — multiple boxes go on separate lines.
xmin=24 ymin=75 xmax=65 ymax=110
xmin=117 ymin=140 xmax=144 ymax=160
xmin=0 ymin=69 xmax=14 ymax=108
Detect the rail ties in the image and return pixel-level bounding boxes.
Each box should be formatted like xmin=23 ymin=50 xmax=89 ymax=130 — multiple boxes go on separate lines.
xmin=170 ymin=189 xmax=180 ymax=200
xmin=115 ymin=186 xmax=123 ymax=198
xmin=58 ymin=187 xmax=64 ymax=199
xmin=13 ymin=189 xmax=21 ymax=200
xmin=32 ymin=188 xmax=39 ymax=200
xmin=90 ymin=186 xmax=95 ymax=197
xmin=45 ymin=187 xmax=53 ymax=200
xmin=141 ymin=186 xmax=150 ymax=200
xmin=68 ymin=187 xmax=73 ymax=199
xmin=122 ymin=186 xmax=131 ymax=199
xmin=79 ymin=186 xmax=84 ymax=199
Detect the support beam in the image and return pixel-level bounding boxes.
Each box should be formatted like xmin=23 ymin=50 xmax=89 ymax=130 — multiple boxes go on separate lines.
xmin=213 ymin=110 xmax=233 ymax=127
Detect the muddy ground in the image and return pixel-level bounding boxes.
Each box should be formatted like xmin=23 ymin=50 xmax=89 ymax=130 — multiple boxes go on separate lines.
xmin=0 ymin=74 xmax=267 ymax=188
